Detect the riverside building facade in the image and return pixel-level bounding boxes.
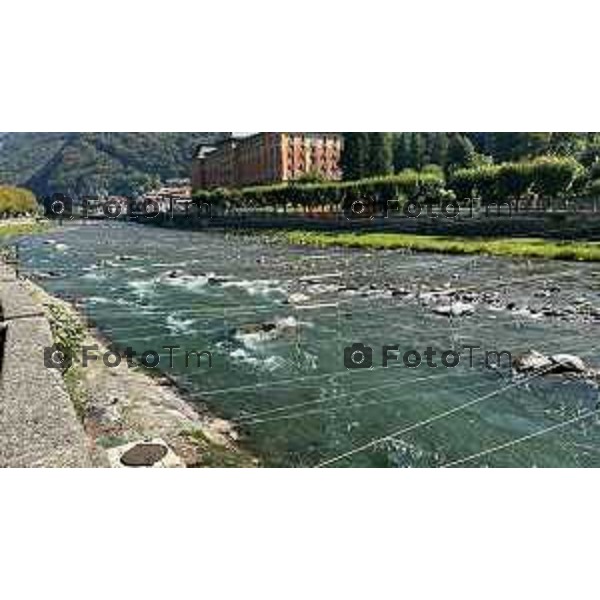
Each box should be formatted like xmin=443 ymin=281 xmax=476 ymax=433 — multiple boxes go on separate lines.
xmin=191 ymin=132 xmax=343 ymax=189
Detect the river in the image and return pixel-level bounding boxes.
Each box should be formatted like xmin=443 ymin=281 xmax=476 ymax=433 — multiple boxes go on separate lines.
xmin=10 ymin=221 xmax=600 ymax=467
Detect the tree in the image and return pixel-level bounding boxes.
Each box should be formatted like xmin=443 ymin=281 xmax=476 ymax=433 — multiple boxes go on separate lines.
xmin=447 ymin=134 xmax=475 ymax=170
xmin=393 ymin=134 xmax=411 ymax=172
xmin=579 ymin=144 xmax=600 ymax=168
xmin=449 ymin=157 xmax=584 ymax=210
xmin=497 ymin=162 xmax=535 ymax=206
xmin=342 ymin=133 xmax=370 ymax=180
xmin=485 ymin=133 xmax=551 ymax=162
xmin=532 ymin=156 xmax=583 ymax=207
xmin=367 ymin=133 xmax=393 ymax=176
xmin=0 ymin=185 xmax=38 ymax=217
xmin=429 ymin=133 xmax=450 ymax=170
xmin=409 ymin=133 xmax=426 ymax=170
xmin=548 ymin=133 xmax=585 ymax=156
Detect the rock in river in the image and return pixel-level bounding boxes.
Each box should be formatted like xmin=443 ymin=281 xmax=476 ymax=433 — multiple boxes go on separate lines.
xmin=549 ymin=354 xmax=588 ymax=375
xmin=513 ymin=350 xmax=594 ymax=377
xmin=512 ymin=350 xmax=554 ymax=373
xmin=432 ymin=302 xmax=475 ymax=318
xmin=285 ymin=292 xmax=311 ymax=305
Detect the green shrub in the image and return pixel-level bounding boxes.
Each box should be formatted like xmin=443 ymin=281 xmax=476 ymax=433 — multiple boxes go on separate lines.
xmin=530 ymin=156 xmax=583 ymax=199
xmin=586 ymin=179 xmax=600 ymax=197
xmin=450 ymin=156 xmax=584 ymax=205
xmin=46 ymin=303 xmax=86 ymax=372
xmin=0 ymin=185 xmax=38 ymax=217
xmin=192 ymin=171 xmax=447 ymax=212
xmin=497 ymin=162 xmax=535 ymax=200
xmin=450 ymin=165 xmax=501 ymax=202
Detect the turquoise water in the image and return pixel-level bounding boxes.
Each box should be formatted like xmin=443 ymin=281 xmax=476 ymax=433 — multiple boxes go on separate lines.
xmin=12 ymin=222 xmax=600 ymax=467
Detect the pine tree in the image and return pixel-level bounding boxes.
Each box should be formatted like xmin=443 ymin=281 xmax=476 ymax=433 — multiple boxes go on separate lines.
xmin=548 ymin=133 xmax=584 ymax=156
xmin=430 ymin=133 xmax=449 ymax=170
xmin=356 ymin=133 xmax=371 ymax=178
xmin=487 ymin=133 xmax=517 ymax=162
xmin=487 ymin=133 xmax=548 ymax=162
xmin=342 ymin=133 xmax=370 ymax=180
xmin=410 ymin=133 xmax=426 ymax=170
xmin=447 ymin=133 xmax=475 ymax=169
xmin=367 ymin=133 xmax=393 ymax=176
xmin=393 ymin=133 xmax=410 ymax=172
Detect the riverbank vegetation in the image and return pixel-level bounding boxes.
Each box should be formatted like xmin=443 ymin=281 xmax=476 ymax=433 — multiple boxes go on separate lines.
xmin=283 ymin=231 xmax=600 ymax=262
xmin=194 ymin=170 xmax=447 ymax=213
xmin=0 ymin=221 xmax=49 ymax=242
xmin=193 ymin=159 xmax=588 ymax=214
xmin=0 ymin=185 xmax=38 ymax=217
xmin=194 ymin=149 xmax=597 ymax=215
xmin=45 ymin=301 xmax=88 ymax=420
xmin=0 ymin=186 xmax=47 ymax=241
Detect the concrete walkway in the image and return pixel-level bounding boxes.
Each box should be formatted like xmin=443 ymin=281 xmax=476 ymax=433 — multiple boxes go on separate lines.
xmin=0 ymin=265 xmax=91 ymax=467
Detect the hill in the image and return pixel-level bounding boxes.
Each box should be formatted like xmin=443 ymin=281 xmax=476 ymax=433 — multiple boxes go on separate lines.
xmin=0 ymin=132 xmax=225 ymax=197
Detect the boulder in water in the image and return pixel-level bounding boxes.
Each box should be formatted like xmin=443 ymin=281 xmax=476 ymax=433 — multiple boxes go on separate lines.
xmin=36 ymin=271 xmax=62 ymax=280
xmin=513 ymin=350 xmax=594 ymax=377
xmin=432 ymin=302 xmax=475 ymax=318
xmin=236 ymin=323 xmax=278 ymax=336
xmin=549 ymin=354 xmax=588 ymax=375
xmin=232 ymin=318 xmax=299 ymax=344
xmin=286 ymin=292 xmax=311 ymax=305
xmin=542 ymin=307 xmax=566 ymax=318
xmin=460 ymin=291 xmax=479 ymax=303
xmin=512 ymin=350 xmax=554 ymax=373
xmin=207 ymin=274 xmax=229 ymax=286
xmin=391 ymin=288 xmax=410 ymax=297
xmin=166 ymin=269 xmax=185 ymax=280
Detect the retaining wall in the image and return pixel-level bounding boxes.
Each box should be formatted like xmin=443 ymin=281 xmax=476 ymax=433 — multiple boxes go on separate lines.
xmin=150 ymin=212 xmax=600 ymax=240
xmin=0 ymin=266 xmax=91 ymax=467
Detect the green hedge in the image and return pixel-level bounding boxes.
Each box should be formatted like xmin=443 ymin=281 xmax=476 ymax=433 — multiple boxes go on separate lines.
xmin=193 ymin=171 xmax=447 ymax=211
xmin=193 ymin=157 xmax=587 ymax=214
xmin=0 ymin=185 xmax=38 ymax=217
xmin=588 ymin=180 xmax=600 ymax=197
xmin=450 ymin=157 xmax=583 ymax=204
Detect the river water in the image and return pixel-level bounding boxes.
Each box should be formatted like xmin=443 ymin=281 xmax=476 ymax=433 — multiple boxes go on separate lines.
xmin=10 ymin=222 xmax=600 ymax=467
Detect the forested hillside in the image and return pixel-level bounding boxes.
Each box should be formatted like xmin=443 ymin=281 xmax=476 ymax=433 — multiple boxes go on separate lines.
xmin=343 ymin=133 xmax=600 ymax=178
xmin=0 ymin=132 xmax=224 ymax=197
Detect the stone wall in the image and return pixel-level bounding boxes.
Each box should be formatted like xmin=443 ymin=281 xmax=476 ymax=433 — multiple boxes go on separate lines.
xmin=155 ymin=212 xmax=600 ymax=240
xmin=0 ymin=265 xmax=91 ymax=467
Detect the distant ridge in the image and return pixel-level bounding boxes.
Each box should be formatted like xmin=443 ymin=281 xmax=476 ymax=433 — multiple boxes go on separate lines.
xmin=0 ymin=132 xmax=226 ymax=197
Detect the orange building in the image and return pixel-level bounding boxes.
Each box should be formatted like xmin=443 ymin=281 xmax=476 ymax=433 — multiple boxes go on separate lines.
xmin=192 ymin=132 xmax=343 ymax=189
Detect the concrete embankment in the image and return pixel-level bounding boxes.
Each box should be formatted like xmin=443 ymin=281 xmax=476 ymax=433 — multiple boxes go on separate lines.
xmin=149 ymin=212 xmax=600 ymax=240
xmin=0 ymin=264 xmax=92 ymax=467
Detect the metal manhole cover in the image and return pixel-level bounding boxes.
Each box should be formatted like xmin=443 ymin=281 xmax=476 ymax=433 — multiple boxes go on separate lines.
xmin=120 ymin=443 xmax=168 ymax=467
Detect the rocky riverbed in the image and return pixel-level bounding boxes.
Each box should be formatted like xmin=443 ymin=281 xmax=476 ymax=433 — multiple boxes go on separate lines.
xmin=10 ymin=222 xmax=600 ymax=467
xmin=24 ymin=279 xmax=257 ymax=467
